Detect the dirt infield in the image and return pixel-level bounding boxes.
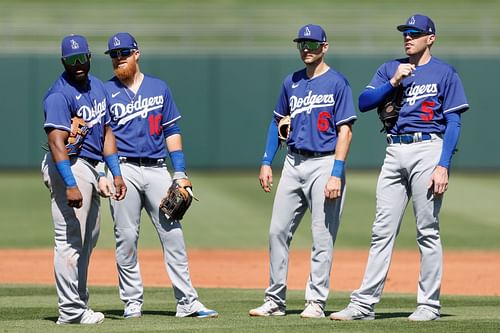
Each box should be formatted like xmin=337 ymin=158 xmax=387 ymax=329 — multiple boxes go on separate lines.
xmin=1 ymin=249 xmax=499 ymax=296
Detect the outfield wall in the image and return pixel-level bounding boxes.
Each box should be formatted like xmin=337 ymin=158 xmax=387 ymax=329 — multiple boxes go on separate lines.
xmin=1 ymin=54 xmax=497 ymax=170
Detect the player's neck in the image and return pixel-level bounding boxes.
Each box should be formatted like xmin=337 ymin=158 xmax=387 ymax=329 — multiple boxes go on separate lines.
xmin=306 ymin=62 xmax=329 ymax=79
xmin=409 ymin=50 xmax=432 ymax=66
xmin=121 ymin=71 xmax=144 ymax=94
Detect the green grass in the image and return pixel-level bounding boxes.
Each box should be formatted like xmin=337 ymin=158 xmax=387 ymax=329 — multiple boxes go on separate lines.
xmin=0 ymin=285 xmax=499 ymax=332
xmin=0 ymin=0 xmax=499 ymax=55
xmin=0 ymin=170 xmax=499 ymax=250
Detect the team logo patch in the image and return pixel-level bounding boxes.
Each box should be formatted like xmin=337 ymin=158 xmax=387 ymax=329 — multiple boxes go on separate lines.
xmin=70 ymin=39 xmax=79 ymax=50
xmin=113 ymin=37 xmax=121 ymax=47
xmin=409 ymin=16 xmax=416 ymax=25
xmin=304 ymin=27 xmax=311 ymax=37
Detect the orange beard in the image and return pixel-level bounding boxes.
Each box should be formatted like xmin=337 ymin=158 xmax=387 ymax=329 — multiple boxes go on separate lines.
xmin=114 ymin=62 xmax=136 ymax=82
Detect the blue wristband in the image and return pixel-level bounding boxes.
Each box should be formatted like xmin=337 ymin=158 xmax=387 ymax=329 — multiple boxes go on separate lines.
xmin=169 ymin=150 xmax=186 ymax=172
xmin=331 ymin=159 xmax=345 ymax=177
xmin=104 ymin=153 xmax=121 ymax=177
xmin=55 ymin=159 xmax=77 ymax=188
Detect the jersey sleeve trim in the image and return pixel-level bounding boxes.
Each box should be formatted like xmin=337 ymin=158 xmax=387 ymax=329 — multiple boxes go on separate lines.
xmin=443 ymin=104 xmax=469 ymax=114
xmin=273 ymin=110 xmax=286 ymax=118
xmin=336 ymin=115 xmax=357 ymax=125
xmin=43 ymin=123 xmax=71 ymax=132
xmin=162 ymin=115 xmax=181 ymax=127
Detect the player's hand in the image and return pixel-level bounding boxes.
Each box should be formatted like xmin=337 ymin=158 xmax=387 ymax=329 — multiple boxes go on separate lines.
xmin=66 ymin=186 xmax=83 ymax=208
xmin=259 ymin=165 xmax=273 ymax=193
xmin=324 ymin=176 xmax=342 ymax=200
xmin=390 ymin=63 xmax=416 ymax=86
xmin=97 ymin=176 xmax=113 ymax=198
xmin=428 ymin=165 xmax=449 ymax=196
xmin=112 ymin=176 xmax=127 ymax=201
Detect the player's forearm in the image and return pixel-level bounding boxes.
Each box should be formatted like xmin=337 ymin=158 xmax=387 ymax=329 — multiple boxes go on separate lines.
xmin=261 ymin=119 xmax=279 ymax=166
xmin=331 ymin=124 xmax=352 ymax=177
xmin=358 ymin=82 xmax=395 ymax=112
xmin=438 ymin=112 xmax=461 ymax=169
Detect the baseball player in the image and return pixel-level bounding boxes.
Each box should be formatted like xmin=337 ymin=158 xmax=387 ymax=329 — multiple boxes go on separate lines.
xmin=249 ymin=24 xmax=357 ymax=318
xmin=330 ymin=14 xmax=469 ymax=322
xmin=41 ymin=34 xmax=127 ymax=325
xmin=102 ymin=32 xmax=217 ymax=319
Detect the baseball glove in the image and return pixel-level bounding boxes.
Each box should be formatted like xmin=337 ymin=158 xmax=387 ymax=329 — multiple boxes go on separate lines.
xmin=377 ymin=84 xmax=404 ymax=132
xmin=66 ymin=117 xmax=89 ymax=156
xmin=159 ymin=178 xmax=195 ymax=220
xmin=277 ymin=115 xmax=291 ymax=144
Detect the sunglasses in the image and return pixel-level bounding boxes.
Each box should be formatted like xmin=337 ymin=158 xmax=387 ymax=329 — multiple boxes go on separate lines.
xmin=403 ymin=30 xmax=429 ymax=39
xmin=63 ymin=53 xmax=89 ymax=66
xmin=297 ymin=41 xmax=324 ymax=51
xmin=109 ymin=49 xmax=136 ymax=59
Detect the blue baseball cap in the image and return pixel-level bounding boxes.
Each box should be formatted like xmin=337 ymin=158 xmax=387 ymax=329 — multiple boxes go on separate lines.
xmin=293 ymin=24 xmax=327 ymax=42
xmin=104 ymin=32 xmax=138 ymax=54
xmin=397 ymin=14 xmax=436 ymax=34
xmin=61 ymin=34 xmax=90 ymax=57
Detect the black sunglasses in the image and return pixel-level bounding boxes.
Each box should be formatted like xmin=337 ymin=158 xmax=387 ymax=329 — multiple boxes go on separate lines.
xmin=109 ymin=49 xmax=136 ymax=59
xmin=63 ymin=53 xmax=89 ymax=66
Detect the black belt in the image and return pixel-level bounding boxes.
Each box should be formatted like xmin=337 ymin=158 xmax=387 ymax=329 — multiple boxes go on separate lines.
xmin=79 ymin=156 xmax=100 ymax=167
xmin=387 ymin=133 xmax=433 ymax=144
xmin=120 ymin=157 xmax=165 ymax=167
xmin=289 ymin=147 xmax=334 ymax=157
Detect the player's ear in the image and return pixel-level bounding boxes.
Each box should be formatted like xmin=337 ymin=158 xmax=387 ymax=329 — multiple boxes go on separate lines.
xmin=322 ymin=42 xmax=329 ymax=53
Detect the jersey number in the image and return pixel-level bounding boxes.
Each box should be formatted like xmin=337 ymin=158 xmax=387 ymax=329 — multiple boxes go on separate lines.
xmin=317 ymin=112 xmax=331 ymax=132
xmin=148 ymin=114 xmax=162 ymax=136
xmin=421 ymin=101 xmax=435 ymax=121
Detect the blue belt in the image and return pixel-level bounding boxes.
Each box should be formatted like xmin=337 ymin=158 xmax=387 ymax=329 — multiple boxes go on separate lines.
xmin=120 ymin=157 xmax=165 ymax=167
xmin=289 ymin=147 xmax=334 ymax=157
xmin=387 ymin=133 xmax=432 ymax=144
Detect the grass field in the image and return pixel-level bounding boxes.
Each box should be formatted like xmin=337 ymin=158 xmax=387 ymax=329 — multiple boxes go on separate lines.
xmin=0 ymin=170 xmax=498 ymax=250
xmin=1 ymin=285 xmax=499 ymax=333
xmin=1 ymin=170 xmax=498 ymax=331
xmin=1 ymin=0 xmax=499 ymax=55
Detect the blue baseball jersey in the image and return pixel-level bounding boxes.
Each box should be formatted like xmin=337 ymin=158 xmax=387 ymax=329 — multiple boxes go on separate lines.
xmin=367 ymin=57 xmax=469 ymax=135
xmin=104 ymin=74 xmax=181 ymax=159
xmin=274 ymin=68 xmax=357 ymax=152
xmin=43 ymin=72 xmax=110 ymax=161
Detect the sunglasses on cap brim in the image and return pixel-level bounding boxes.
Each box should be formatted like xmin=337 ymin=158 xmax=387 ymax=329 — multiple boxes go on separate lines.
xmin=63 ymin=53 xmax=89 ymax=66
xmin=108 ymin=49 xmax=136 ymax=59
xmin=296 ymin=40 xmax=324 ymax=51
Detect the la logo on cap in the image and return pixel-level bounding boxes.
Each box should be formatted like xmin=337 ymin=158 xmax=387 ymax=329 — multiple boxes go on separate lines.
xmin=304 ymin=27 xmax=311 ymax=36
xmin=70 ymin=39 xmax=79 ymax=50
xmin=113 ymin=37 xmax=121 ymax=47
xmin=409 ymin=16 xmax=416 ymax=24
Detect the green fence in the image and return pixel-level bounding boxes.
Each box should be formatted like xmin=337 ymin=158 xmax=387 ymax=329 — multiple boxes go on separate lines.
xmin=1 ymin=54 xmax=497 ymax=170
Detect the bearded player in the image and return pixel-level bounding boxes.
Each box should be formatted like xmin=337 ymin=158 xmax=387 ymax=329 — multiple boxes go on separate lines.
xmin=102 ymin=32 xmax=217 ymax=319
xmin=331 ymin=14 xmax=469 ymax=322
xmin=249 ymin=24 xmax=357 ymax=318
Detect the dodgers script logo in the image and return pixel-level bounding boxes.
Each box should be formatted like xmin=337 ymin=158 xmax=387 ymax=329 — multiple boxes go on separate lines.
xmin=110 ymin=94 xmax=164 ymax=125
xmin=289 ymin=90 xmax=335 ymax=117
xmin=77 ymin=98 xmax=107 ymax=127
xmin=405 ymin=82 xmax=438 ymax=106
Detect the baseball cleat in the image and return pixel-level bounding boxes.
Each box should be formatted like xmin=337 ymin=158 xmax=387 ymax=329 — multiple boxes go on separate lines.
xmin=123 ymin=302 xmax=143 ymax=318
xmin=408 ymin=306 xmax=440 ymax=321
xmin=191 ymin=309 xmax=219 ymax=318
xmin=300 ymin=301 xmax=325 ymax=318
xmin=330 ymin=305 xmax=375 ymax=321
xmin=249 ymin=299 xmax=286 ymax=317
xmin=56 ymin=309 xmax=105 ymax=325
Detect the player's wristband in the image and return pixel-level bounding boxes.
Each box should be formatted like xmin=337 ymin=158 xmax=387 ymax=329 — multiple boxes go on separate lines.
xmin=55 ymin=159 xmax=77 ymax=188
xmin=169 ymin=150 xmax=186 ymax=172
xmin=104 ymin=153 xmax=122 ymax=177
xmin=331 ymin=159 xmax=345 ymax=177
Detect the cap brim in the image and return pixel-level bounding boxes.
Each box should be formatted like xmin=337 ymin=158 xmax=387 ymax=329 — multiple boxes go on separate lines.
xmin=397 ymin=24 xmax=426 ymax=32
xmin=293 ymin=38 xmax=324 ymax=42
